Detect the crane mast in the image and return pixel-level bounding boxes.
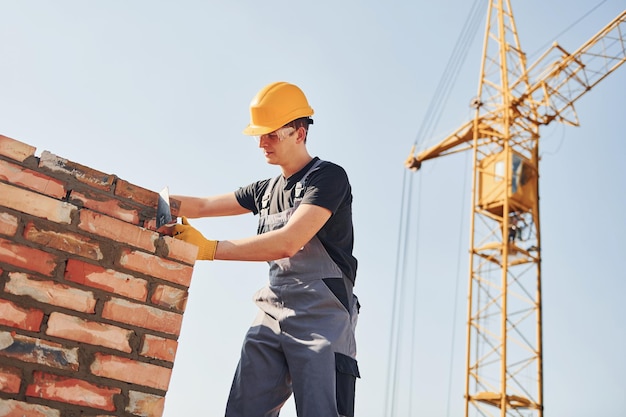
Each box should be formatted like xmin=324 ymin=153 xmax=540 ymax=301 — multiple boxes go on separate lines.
xmin=405 ymin=2 xmax=626 ymax=417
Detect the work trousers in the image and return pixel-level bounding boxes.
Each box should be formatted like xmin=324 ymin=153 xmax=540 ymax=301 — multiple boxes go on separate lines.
xmin=225 ymin=276 xmax=360 ymax=417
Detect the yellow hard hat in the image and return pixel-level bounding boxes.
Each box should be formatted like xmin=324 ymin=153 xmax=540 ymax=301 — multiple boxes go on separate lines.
xmin=243 ymin=81 xmax=314 ymax=136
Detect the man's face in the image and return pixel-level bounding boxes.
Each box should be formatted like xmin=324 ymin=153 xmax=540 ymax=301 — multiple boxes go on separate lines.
xmin=257 ymin=126 xmax=298 ymax=165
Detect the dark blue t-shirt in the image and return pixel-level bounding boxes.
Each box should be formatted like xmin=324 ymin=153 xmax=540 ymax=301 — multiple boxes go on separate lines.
xmin=234 ymin=157 xmax=357 ymax=283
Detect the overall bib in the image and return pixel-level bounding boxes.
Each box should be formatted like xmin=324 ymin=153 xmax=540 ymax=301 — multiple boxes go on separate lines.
xmin=225 ymin=160 xmax=360 ymax=417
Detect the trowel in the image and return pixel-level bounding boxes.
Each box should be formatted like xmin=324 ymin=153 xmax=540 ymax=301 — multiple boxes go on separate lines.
xmin=156 ymin=186 xmax=177 ymax=233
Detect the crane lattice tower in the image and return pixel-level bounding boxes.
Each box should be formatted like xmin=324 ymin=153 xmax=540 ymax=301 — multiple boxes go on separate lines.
xmin=405 ymin=1 xmax=626 ymax=416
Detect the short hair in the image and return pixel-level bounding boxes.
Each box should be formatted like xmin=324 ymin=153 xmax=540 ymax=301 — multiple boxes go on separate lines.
xmin=285 ymin=117 xmax=314 ymax=131
xmin=285 ymin=117 xmax=313 ymax=142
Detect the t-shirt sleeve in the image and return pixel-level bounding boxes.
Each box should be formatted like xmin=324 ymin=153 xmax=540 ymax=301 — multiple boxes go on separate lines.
xmin=301 ymin=163 xmax=351 ymax=213
xmin=234 ymin=178 xmax=272 ymax=215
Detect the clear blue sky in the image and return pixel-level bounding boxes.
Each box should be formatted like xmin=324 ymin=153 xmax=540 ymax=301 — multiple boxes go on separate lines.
xmin=1 ymin=1 xmax=625 ymax=416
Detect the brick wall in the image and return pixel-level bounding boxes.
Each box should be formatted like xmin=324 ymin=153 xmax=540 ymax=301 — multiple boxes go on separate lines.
xmin=0 ymin=134 xmax=198 ymax=417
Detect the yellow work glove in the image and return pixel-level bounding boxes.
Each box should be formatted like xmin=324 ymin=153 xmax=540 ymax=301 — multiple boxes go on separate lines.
xmin=172 ymin=217 xmax=218 ymax=260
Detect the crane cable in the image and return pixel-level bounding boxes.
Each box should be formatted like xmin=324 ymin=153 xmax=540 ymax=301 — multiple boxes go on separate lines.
xmin=384 ymin=1 xmax=485 ymax=416
xmin=410 ymin=0 xmax=485 ymax=152
xmin=528 ymin=0 xmax=609 ymax=61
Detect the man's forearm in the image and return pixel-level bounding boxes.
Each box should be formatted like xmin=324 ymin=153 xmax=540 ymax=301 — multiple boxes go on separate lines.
xmin=215 ymin=229 xmax=302 ymax=262
xmin=172 ymin=192 xmax=248 ymax=218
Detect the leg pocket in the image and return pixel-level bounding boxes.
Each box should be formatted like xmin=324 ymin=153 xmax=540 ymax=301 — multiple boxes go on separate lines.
xmin=335 ymin=352 xmax=360 ymax=417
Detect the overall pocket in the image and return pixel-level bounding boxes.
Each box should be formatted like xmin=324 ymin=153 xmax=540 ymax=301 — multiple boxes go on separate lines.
xmin=335 ymin=352 xmax=360 ymax=417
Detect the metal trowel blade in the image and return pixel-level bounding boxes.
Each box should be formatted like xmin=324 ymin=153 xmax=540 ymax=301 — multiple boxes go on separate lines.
xmin=156 ymin=186 xmax=173 ymax=229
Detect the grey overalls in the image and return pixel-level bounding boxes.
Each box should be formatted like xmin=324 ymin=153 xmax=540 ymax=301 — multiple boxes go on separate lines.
xmin=225 ymin=160 xmax=360 ymax=417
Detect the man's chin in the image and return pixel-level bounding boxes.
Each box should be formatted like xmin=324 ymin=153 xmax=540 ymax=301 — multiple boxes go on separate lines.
xmin=264 ymin=156 xmax=279 ymax=165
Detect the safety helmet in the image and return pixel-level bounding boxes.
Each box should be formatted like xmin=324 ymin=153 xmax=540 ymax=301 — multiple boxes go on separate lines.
xmin=243 ymin=81 xmax=314 ymax=136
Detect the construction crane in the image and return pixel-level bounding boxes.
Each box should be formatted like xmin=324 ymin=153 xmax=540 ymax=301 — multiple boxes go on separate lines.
xmin=404 ymin=2 xmax=626 ymax=417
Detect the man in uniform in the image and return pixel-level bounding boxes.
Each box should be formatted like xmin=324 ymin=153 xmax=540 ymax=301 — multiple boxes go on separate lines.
xmin=171 ymin=81 xmax=360 ymax=417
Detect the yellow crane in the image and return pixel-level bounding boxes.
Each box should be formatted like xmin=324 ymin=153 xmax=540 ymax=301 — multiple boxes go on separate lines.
xmin=404 ymin=2 xmax=626 ymax=416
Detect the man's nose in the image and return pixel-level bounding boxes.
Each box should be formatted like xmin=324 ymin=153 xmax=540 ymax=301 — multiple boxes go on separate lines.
xmin=258 ymin=135 xmax=270 ymax=147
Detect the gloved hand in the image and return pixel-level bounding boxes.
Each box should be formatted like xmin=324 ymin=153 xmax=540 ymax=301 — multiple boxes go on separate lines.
xmin=172 ymin=217 xmax=218 ymax=260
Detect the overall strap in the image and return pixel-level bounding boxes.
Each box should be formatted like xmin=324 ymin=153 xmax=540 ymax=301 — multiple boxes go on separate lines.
xmin=259 ymin=176 xmax=279 ymax=218
xmin=294 ymin=159 xmax=325 ymax=199
xmin=259 ymin=159 xmax=325 ymax=217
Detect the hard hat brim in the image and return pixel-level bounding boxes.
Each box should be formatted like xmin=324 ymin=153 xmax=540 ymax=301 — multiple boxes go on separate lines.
xmin=242 ymin=124 xmax=275 ymax=136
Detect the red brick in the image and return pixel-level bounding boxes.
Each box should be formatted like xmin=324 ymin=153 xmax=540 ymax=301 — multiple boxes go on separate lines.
xmin=144 ymin=217 xmax=160 ymax=232
xmin=0 ymin=182 xmax=75 ymax=224
xmin=0 ymin=238 xmax=58 ymax=276
xmin=46 ymin=312 xmax=133 ymax=353
xmin=0 ymin=398 xmax=61 ymax=417
xmin=5 ymin=272 xmax=97 ymax=313
xmin=26 ymin=371 xmax=121 ymax=412
xmin=0 ymin=332 xmax=79 ymax=371
xmin=0 ymin=135 xmax=36 ymax=162
xmin=0 ymin=212 xmax=18 ymax=237
xmin=79 ymin=210 xmax=157 ymax=253
xmin=24 ymin=222 xmax=103 ymax=260
xmin=114 ymin=179 xmax=157 ymax=208
xmin=118 ymin=248 xmax=193 ymax=287
xmin=0 ymin=159 xmax=66 ymax=198
xmin=39 ymin=151 xmax=115 ymax=191
xmin=0 ymin=365 xmax=22 ymax=394
xmin=65 ymin=259 xmax=148 ymax=301
xmin=161 ymin=235 xmax=198 ymax=265
xmin=140 ymin=334 xmax=178 ymax=362
xmin=102 ymin=298 xmax=183 ymax=336
xmin=0 ymin=299 xmax=44 ymax=331
xmin=71 ymin=189 xmax=140 ymax=224
xmin=90 ymin=353 xmax=172 ymax=391
xmin=151 ymin=284 xmax=188 ymax=311
xmin=126 ymin=390 xmax=165 ymax=417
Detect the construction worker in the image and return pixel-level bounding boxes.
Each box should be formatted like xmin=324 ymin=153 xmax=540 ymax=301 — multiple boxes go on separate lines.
xmin=170 ymin=81 xmax=360 ymax=417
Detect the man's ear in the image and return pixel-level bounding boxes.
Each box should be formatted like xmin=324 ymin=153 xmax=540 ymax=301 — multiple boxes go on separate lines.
xmin=295 ymin=126 xmax=307 ymax=143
